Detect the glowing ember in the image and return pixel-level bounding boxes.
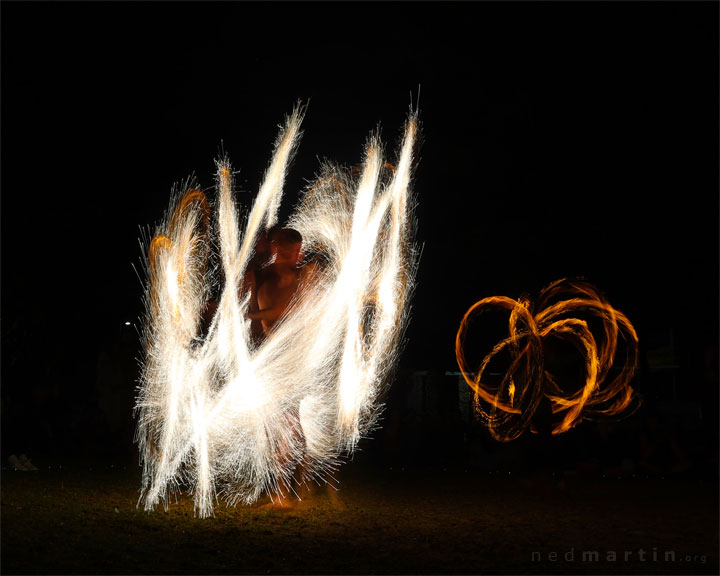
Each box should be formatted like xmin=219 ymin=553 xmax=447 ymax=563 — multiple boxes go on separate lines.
xmin=455 ymin=278 xmax=639 ymax=441
xmin=135 ymin=106 xmax=419 ymax=517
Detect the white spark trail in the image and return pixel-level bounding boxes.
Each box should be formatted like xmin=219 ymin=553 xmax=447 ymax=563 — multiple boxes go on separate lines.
xmin=136 ymin=107 xmax=419 ymax=517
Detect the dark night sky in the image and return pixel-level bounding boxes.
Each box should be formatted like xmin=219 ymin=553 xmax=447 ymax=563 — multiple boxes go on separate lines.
xmin=1 ymin=1 xmax=718 ymax=443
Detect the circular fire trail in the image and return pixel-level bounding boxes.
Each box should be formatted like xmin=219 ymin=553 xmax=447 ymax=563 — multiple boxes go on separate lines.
xmin=135 ymin=106 xmax=419 ymax=517
xmin=455 ymin=278 xmax=639 ymax=442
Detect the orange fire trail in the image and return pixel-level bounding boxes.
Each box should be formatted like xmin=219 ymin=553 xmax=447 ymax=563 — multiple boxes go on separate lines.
xmin=455 ymin=278 xmax=639 ymax=441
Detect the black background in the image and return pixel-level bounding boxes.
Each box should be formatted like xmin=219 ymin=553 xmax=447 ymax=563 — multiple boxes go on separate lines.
xmin=1 ymin=1 xmax=718 ymax=468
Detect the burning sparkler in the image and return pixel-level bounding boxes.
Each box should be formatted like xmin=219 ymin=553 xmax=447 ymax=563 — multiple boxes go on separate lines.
xmin=456 ymin=278 xmax=639 ymax=441
xmin=135 ymin=106 xmax=419 ymax=517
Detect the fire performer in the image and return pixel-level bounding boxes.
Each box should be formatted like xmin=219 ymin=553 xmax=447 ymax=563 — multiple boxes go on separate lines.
xmin=242 ymin=226 xmax=331 ymax=508
xmin=243 ymin=226 xmax=314 ymax=344
xmin=136 ymin=107 xmax=418 ymax=517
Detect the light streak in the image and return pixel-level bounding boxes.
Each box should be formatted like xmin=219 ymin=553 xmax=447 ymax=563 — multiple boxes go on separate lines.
xmin=135 ymin=106 xmax=419 ymax=517
xmin=455 ymin=278 xmax=639 ymax=441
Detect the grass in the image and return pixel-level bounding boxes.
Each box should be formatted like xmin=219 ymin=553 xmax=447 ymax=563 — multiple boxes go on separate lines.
xmin=1 ymin=461 xmax=718 ymax=575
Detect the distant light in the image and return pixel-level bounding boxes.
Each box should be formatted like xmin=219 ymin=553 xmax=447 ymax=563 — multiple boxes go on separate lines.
xmin=124 ymin=321 xmax=131 ymax=326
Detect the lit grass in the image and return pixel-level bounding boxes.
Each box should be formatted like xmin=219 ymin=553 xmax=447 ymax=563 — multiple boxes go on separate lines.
xmin=2 ymin=463 xmax=717 ymax=574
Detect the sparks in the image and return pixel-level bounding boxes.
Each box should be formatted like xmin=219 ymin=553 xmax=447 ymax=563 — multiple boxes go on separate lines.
xmin=135 ymin=106 xmax=419 ymax=517
xmin=456 ymin=278 xmax=639 ymax=441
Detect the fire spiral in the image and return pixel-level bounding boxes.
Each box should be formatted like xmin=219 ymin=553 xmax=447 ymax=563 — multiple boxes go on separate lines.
xmin=455 ymin=278 xmax=639 ymax=441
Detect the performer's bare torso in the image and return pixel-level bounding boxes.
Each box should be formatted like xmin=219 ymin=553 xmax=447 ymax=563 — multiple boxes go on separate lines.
xmin=243 ymin=227 xmax=305 ymax=341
